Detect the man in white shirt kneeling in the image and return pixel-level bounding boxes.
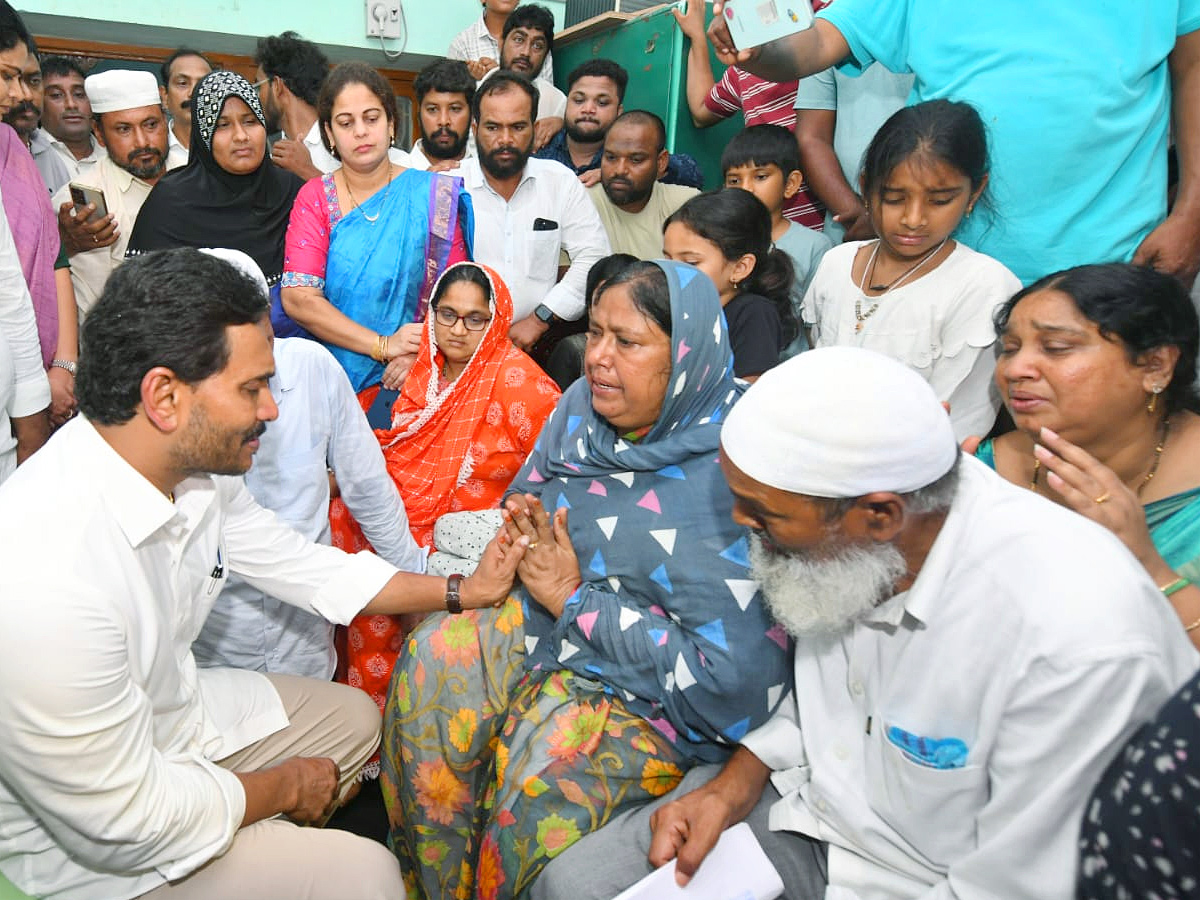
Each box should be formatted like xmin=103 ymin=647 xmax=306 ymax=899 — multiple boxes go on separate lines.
xmin=534 ymin=347 xmax=1199 ymax=900
xmin=0 ymin=248 xmax=524 ymax=900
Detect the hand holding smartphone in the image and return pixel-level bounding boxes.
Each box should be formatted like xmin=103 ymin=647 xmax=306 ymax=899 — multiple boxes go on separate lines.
xmin=69 ymin=182 xmax=109 ymax=222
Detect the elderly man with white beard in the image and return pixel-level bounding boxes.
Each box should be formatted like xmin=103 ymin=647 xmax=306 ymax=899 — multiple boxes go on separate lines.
xmin=532 ymin=346 xmax=1200 ymax=900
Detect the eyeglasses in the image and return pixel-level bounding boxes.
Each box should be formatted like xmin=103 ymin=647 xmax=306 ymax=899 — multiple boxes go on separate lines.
xmin=434 ymin=307 xmax=492 ymax=331
xmin=251 ymin=78 xmax=270 ymax=91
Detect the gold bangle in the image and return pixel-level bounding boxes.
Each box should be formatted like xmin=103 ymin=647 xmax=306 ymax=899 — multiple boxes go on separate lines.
xmin=1160 ymin=576 xmax=1191 ymax=597
xmin=373 ymin=333 xmax=389 ymax=362
xmin=1186 ymin=614 xmax=1200 ymax=633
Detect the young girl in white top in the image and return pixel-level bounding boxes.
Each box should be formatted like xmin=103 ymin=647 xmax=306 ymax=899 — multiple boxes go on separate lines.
xmin=802 ymin=99 xmax=1021 ymax=439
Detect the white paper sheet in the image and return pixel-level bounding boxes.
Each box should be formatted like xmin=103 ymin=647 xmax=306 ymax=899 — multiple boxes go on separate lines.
xmin=610 ymin=822 xmax=784 ymax=900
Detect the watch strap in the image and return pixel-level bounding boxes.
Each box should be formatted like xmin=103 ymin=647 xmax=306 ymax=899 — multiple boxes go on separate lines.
xmin=445 ymin=573 xmax=464 ymax=614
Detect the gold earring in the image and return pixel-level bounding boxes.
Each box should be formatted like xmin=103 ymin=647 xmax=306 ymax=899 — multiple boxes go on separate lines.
xmin=1148 ymin=385 xmax=1163 ymax=413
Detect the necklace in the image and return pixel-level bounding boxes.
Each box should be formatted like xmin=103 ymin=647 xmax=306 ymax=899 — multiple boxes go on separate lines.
xmin=1030 ymin=416 xmax=1171 ymax=496
xmin=854 ymin=238 xmax=949 ymax=333
xmin=343 ymin=165 xmax=395 ymax=223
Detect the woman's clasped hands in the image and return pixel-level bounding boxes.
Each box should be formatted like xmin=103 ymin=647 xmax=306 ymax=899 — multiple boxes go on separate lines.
xmin=501 ymin=493 xmax=582 ymax=618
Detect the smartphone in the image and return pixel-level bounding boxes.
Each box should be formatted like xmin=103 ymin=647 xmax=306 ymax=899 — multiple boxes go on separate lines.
xmin=69 ymin=182 xmax=108 ymax=220
xmin=721 ymin=0 xmax=814 ymax=50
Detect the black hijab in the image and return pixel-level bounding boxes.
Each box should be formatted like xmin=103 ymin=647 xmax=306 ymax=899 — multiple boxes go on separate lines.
xmin=127 ymin=70 xmax=304 ymax=284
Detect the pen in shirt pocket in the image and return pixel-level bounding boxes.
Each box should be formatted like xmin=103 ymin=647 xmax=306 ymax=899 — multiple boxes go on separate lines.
xmin=206 ymin=546 xmax=224 ymax=594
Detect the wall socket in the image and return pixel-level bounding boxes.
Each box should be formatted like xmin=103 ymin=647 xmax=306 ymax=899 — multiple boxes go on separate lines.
xmin=366 ymin=0 xmax=402 ymax=38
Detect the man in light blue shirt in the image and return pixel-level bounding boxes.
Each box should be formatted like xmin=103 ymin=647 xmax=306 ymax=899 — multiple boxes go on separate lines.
xmin=708 ymin=0 xmax=1200 ymax=288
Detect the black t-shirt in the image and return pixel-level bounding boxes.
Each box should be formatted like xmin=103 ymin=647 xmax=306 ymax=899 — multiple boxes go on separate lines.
xmin=723 ymin=292 xmax=783 ymax=379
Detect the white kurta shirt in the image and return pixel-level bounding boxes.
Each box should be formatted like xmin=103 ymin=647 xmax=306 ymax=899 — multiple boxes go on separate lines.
xmin=166 ymin=123 xmax=190 ymax=171
xmin=193 ymin=337 xmax=426 ymax=678
xmin=0 ymin=417 xmax=397 ymax=900
xmin=741 ymin=457 xmax=1199 ymax=900
xmin=461 ymin=156 xmax=610 ymax=322
xmin=48 ymin=133 xmax=106 ymax=183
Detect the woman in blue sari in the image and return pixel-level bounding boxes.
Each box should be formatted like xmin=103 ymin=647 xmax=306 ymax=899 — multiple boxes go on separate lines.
xmin=282 ymin=61 xmax=472 ymax=395
xmin=976 ymin=263 xmax=1200 ymax=648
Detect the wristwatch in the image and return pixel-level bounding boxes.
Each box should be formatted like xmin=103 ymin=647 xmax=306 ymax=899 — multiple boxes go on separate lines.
xmin=445 ymin=573 xmax=464 ymax=614
xmin=50 ymin=358 xmax=77 ymax=376
xmin=533 ymin=304 xmax=558 ymax=325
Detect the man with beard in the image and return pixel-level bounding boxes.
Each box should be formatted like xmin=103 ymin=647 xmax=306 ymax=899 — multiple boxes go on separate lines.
xmin=255 ymin=31 xmax=404 ymax=180
xmin=2 ymin=42 xmax=71 ymax=193
xmin=51 ymin=70 xmax=169 ymax=320
xmin=460 ymin=71 xmax=609 ymax=352
xmin=534 ymin=347 xmax=1200 ymax=900
xmin=406 ymin=58 xmax=476 ymax=172
xmin=0 ymin=248 xmax=523 ymax=900
xmin=159 ymin=47 xmax=212 ymax=170
xmin=254 ymin=32 xmax=330 ymax=180
xmin=588 ymin=111 xmax=698 ymax=259
xmin=477 ymin=4 xmax=565 ymax=150
xmin=39 ymin=55 xmax=106 ymax=182
xmin=537 ymin=58 xmax=705 ymax=190
xmin=448 ymin=0 xmax=556 ymax=87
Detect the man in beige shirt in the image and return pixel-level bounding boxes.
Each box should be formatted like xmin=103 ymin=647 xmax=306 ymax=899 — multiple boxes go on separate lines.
xmin=52 ymin=69 xmax=169 ymax=319
xmin=587 ymin=111 xmax=698 ymax=259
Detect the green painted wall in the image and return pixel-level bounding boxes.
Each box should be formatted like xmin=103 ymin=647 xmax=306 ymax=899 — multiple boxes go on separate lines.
xmin=18 ymin=0 xmax=566 ymax=69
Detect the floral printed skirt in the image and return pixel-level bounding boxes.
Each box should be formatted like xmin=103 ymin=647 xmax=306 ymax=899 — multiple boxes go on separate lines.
xmin=381 ymin=596 xmax=687 ymax=900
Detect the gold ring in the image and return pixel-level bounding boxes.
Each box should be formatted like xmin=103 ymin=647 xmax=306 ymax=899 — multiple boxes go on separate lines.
xmin=527 ymin=541 xmax=540 ymax=550
xmin=1094 ymin=492 xmax=1112 ymax=504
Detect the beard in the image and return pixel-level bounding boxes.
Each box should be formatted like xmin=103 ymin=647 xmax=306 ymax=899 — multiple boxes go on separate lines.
xmin=122 ymin=145 xmax=167 ymax=180
xmin=479 ymin=141 xmax=531 ymax=180
xmin=260 ymin=94 xmax=281 ymax=134
xmin=171 ymin=405 xmax=267 ymax=478
xmin=421 ymin=125 xmax=469 ymax=161
xmin=748 ymin=531 xmax=908 ymax=638
xmin=603 ymin=176 xmax=653 ymax=208
xmin=565 ymin=117 xmax=605 ymax=144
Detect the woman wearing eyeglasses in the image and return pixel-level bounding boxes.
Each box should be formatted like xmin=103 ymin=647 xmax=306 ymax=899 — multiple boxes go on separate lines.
xmin=331 ymin=262 xmax=559 ymax=712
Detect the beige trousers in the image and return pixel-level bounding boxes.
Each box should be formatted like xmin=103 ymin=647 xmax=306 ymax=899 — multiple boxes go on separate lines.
xmin=138 ymin=674 xmax=402 ymax=900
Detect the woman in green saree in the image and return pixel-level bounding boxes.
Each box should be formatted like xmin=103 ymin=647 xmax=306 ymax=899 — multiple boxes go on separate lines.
xmin=976 ymin=262 xmax=1200 ymax=648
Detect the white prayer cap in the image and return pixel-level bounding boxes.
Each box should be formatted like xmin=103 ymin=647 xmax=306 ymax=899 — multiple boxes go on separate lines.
xmin=198 ymin=248 xmax=269 ymax=300
xmin=721 ymin=347 xmax=957 ymax=498
xmin=85 ymin=70 xmax=162 ymax=114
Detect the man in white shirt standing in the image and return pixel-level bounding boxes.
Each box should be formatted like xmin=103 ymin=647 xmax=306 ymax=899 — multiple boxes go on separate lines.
xmin=159 ymin=47 xmax=213 ymax=170
xmin=483 ymin=3 xmax=567 ymax=148
xmin=254 ymin=30 xmax=334 ymax=180
xmin=51 ymin=69 xmax=170 ymax=319
xmin=254 ymin=31 xmax=405 ymax=179
xmin=39 ymin=54 xmax=107 ymax=181
xmin=0 ymin=248 xmax=525 ymax=900
xmin=406 ymin=58 xmax=477 ymax=173
xmin=461 ymin=71 xmax=609 ymax=352
xmin=534 ymin=348 xmax=1199 ymax=900
xmin=191 ymin=248 xmax=427 ymax=680
xmin=448 ymin=0 xmax=556 ymax=87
